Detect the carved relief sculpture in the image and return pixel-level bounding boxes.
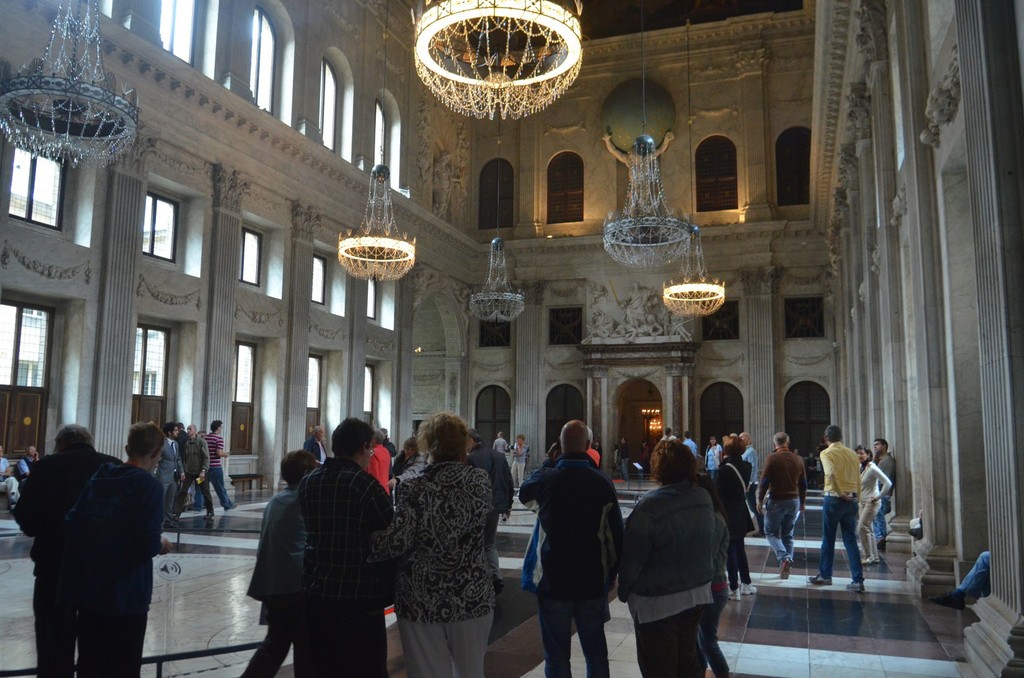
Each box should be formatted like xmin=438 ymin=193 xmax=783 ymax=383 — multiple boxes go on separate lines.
xmin=212 ymin=164 xmax=250 ymax=212
xmin=920 ymin=46 xmax=961 ymax=148
xmin=846 ymin=83 xmax=872 ymax=141
xmin=855 ymin=0 xmax=888 ymax=69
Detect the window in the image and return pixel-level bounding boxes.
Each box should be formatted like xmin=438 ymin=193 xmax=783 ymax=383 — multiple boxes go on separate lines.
xmin=479 ymin=321 xmax=511 ymax=348
xmin=784 ymin=297 xmax=825 ymax=338
xmin=784 ymin=381 xmax=830 ymax=459
xmin=232 ymin=342 xmax=256 ymax=454
xmin=235 ymin=343 xmax=256 ymax=403
xmin=547 ymin=152 xmax=584 ymax=224
xmin=250 ymin=8 xmax=276 ymax=112
xmin=0 ymin=303 xmax=52 ymax=453
xmin=320 ymin=59 xmax=338 ymax=151
xmin=695 ymin=136 xmax=738 ymax=212
xmin=240 ymin=229 xmax=262 ymax=285
xmin=475 ymin=385 xmax=511 ymax=449
xmin=366 ymin=279 xmax=377 ymax=319
xmin=9 ymin=149 xmax=63 ymax=228
xmin=374 ymin=100 xmax=386 ymax=167
xmin=159 ymin=0 xmax=195 ymax=62
xmin=364 ymin=364 xmax=374 ymax=423
xmin=132 ymin=326 xmax=168 ymax=425
xmin=776 ymin=127 xmax=811 ymax=206
xmin=479 ymin=159 xmax=514 ymax=230
xmin=141 ymin=194 xmax=178 ymax=261
xmin=311 ymin=255 xmax=326 ymax=304
xmin=545 ymin=385 xmax=584 ymax=451
xmin=699 ymin=382 xmax=744 ymax=446
xmin=701 ymin=300 xmax=739 ymax=341
xmin=307 ymin=355 xmax=322 ymax=408
xmin=549 ymin=307 xmax=583 ymax=345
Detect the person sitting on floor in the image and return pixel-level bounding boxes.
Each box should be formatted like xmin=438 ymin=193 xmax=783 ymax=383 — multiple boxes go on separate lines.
xmin=929 ymin=550 xmax=991 ymax=610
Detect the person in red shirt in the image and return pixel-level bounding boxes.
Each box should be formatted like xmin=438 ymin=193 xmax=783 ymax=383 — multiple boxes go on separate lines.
xmin=368 ymin=429 xmax=394 ymax=495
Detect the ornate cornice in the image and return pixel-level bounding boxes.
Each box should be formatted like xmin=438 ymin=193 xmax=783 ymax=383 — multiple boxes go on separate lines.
xmin=116 ymin=134 xmax=157 ymax=176
xmin=135 ymin=274 xmax=200 ymax=309
xmin=920 ymin=46 xmax=961 ymax=148
xmin=1 ymin=241 xmax=91 ymax=283
xmin=854 ymin=0 xmax=888 ymax=71
xmin=739 ymin=266 xmax=779 ymax=295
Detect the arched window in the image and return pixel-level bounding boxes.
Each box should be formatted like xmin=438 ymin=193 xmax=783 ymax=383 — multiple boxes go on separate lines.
xmin=373 ymin=93 xmax=401 ymax=187
xmin=324 ymin=48 xmax=355 ymax=161
xmin=479 ymin=159 xmax=514 ymax=230
xmin=374 ymin=100 xmax=386 ymax=166
xmin=320 ymin=59 xmax=337 ymax=151
xmin=699 ymin=382 xmax=743 ymax=446
xmin=775 ymin=127 xmax=811 ymax=206
xmin=250 ymin=8 xmax=276 ymax=112
xmin=159 ymin=0 xmax=196 ymax=62
xmin=476 ymin=386 xmax=511 ymax=450
xmin=545 ymin=384 xmax=585 ymax=450
xmin=695 ymin=136 xmax=738 ymax=212
xmin=547 ymin=152 xmax=584 ymax=224
xmin=783 ymin=381 xmax=830 ymax=459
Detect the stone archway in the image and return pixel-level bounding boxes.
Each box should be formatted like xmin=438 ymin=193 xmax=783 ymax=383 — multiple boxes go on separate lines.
xmin=411 ymin=290 xmax=468 ymax=426
xmin=612 ymin=378 xmax=664 ymax=465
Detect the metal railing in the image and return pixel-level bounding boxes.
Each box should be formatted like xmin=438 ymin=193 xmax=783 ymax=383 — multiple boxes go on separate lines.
xmin=0 ymin=642 xmax=263 ymax=678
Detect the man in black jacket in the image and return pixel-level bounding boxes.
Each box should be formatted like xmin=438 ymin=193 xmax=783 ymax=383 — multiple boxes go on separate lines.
xmin=467 ymin=429 xmax=514 ymax=593
xmin=14 ymin=424 xmax=122 ymax=677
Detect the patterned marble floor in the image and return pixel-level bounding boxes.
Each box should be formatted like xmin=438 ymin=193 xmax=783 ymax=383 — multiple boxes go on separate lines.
xmin=0 ymin=484 xmax=980 ymax=677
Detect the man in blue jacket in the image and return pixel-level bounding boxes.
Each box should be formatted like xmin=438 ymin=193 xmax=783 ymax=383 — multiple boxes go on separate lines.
xmin=520 ymin=420 xmax=624 ymax=678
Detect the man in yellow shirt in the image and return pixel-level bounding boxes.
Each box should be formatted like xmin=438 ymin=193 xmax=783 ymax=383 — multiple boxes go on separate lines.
xmin=807 ymin=425 xmax=865 ymax=592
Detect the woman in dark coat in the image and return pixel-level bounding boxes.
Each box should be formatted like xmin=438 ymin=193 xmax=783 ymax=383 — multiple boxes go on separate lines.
xmin=715 ymin=437 xmax=757 ymax=601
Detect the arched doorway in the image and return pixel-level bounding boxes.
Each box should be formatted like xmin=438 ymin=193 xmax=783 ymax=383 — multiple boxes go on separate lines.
xmin=613 ymin=379 xmax=664 ymax=464
xmin=475 ymin=385 xmax=511 ymax=450
xmin=545 ymin=384 xmax=585 ymax=450
xmin=699 ymin=382 xmax=744 ymax=449
xmin=411 ymin=292 xmax=466 ymax=428
xmin=784 ymin=381 xmax=830 ymax=457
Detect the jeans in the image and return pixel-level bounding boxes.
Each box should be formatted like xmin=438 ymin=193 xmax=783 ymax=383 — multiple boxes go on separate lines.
xmin=195 ymin=466 xmax=232 ymax=510
xmin=819 ymin=496 xmax=863 ymax=583
xmin=697 ymin=588 xmax=730 ymax=677
xmin=873 ymin=495 xmax=891 ymax=539
xmin=634 ymin=604 xmax=704 ymax=678
xmin=726 ymin=537 xmax=751 ymax=590
xmin=746 ymin=483 xmax=764 ymax=533
xmin=620 ymin=459 xmax=629 ymax=481
xmin=537 ymin=595 xmax=610 ymax=678
xmin=956 ymin=551 xmax=991 ymax=599
xmin=764 ymin=497 xmax=800 ymax=563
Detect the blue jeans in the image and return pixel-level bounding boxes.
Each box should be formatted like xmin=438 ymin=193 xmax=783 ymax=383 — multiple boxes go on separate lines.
xmin=195 ymin=467 xmax=233 ymax=510
xmin=819 ymin=496 xmax=863 ymax=583
xmin=873 ymin=495 xmax=890 ymax=539
xmin=536 ymin=595 xmax=610 ymax=678
xmin=956 ymin=551 xmax=991 ymax=599
xmin=697 ymin=588 xmax=729 ymax=676
xmin=764 ymin=497 xmax=800 ymax=563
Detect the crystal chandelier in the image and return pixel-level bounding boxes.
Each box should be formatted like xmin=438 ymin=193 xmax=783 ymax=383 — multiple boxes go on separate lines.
xmin=602 ymin=0 xmax=691 ymax=269
xmin=338 ymin=0 xmax=415 ymax=281
xmin=0 ymin=0 xmax=139 ymax=166
xmin=412 ymin=0 xmax=583 ymax=119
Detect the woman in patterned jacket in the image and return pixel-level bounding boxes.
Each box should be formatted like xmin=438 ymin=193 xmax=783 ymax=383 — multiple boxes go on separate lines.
xmin=370 ymin=412 xmax=494 ymax=678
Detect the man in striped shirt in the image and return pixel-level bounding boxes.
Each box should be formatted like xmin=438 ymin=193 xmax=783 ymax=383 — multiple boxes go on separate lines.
xmin=199 ymin=420 xmax=235 ymax=512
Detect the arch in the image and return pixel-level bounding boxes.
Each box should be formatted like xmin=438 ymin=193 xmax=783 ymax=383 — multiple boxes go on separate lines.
xmin=698 ymin=381 xmax=744 ymax=446
xmin=324 ymin=47 xmax=355 ymax=161
xmin=251 ymin=1 xmax=294 ymax=123
xmin=479 ymin=159 xmax=514 ymax=230
xmin=547 ymin=151 xmax=584 ymax=224
xmin=611 ymin=378 xmax=664 ymax=459
xmin=374 ymin=90 xmax=402 ymax=188
xmin=695 ymin=135 xmax=738 ymax=211
xmin=776 ymin=126 xmax=811 ymax=206
xmin=475 ymin=384 xmax=512 ymax=451
xmin=783 ymin=380 xmax=831 ymax=458
xmin=545 ymin=383 xmax=585 ymax=450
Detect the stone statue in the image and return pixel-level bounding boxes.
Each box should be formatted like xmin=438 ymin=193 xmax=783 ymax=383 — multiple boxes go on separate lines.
xmin=431 ymin=151 xmax=453 ymax=219
xmin=619 ymin=282 xmax=661 ymax=339
xmin=588 ymin=308 xmax=616 ymax=339
xmin=602 ymin=131 xmax=674 ymax=165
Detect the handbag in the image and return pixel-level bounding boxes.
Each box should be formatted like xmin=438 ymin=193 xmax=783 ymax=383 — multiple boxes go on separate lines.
xmin=726 ymin=463 xmax=759 ymax=536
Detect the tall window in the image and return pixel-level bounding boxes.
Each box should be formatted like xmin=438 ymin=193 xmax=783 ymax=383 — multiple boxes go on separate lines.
xmin=479 ymin=159 xmax=514 ymax=230
xmin=232 ymin=342 xmax=256 ymax=454
xmin=142 ymin=194 xmax=178 ymax=261
xmin=320 ymin=59 xmax=338 ymax=151
xmin=784 ymin=381 xmax=830 ymax=461
xmin=366 ymin=279 xmax=377 ymax=319
xmin=545 ymin=385 xmax=584 ymax=450
xmin=9 ymin=149 xmax=63 ymax=228
xmin=776 ymin=127 xmax=811 ymax=206
xmin=159 ymin=0 xmax=196 ymax=62
xmin=132 ymin=326 xmax=168 ymax=425
xmin=695 ymin=135 xmax=738 ymax=212
xmin=364 ymin=364 xmax=375 ymax=424
xmin=547 ymin=152 xmax=584 ymax=224
xmin=307 ymin=355 xmax=322 ymax=433
xmin=235 ymin=343 xmax=255 ymax=403
xmin=311 ymin=255 xmax=326 ymax=304
xmin=699 ymin=382 xmax=744 ymax=446
xmin=240 ymin=229 xmax=262 ymax=285
xmin=475 ymin=385 xmax=511 ymax=449
xmin=0 ymin=303 xmax=51 ymax=453
xmin=374 ymin=100 xmax=386 ymax=166
xmin=250 ymin=8 xmax=276 ymax=112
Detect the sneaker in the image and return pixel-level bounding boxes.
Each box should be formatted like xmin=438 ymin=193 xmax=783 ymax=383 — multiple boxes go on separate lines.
xmin=193 ymin=509 xmax=203 ymax=515
xmin=741 ymin=583 xmax=758 ymax=595
xmin=780 ymin=559 xmax=792 ymax=580
xmin=807 ymin=575 xmax=833 ymax=585
xmin=928 ymin=592 xmax=966 ymax=610
xmin=729 ymin=588 xmax=742 ymax=601
xmin=846 ymin=581 xmax=865 ymax=593
xmin=224 ymin=503 xmax=236 ymax=511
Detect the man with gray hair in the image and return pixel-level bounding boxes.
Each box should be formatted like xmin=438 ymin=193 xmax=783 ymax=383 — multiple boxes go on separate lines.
xmin=14 ymin=424 xmax=122 ymax=677
xmin=303 ymin=425 xmax=328 ymax=465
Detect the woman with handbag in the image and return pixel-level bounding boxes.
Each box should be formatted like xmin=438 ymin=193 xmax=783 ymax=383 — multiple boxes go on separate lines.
xmin=857 ymin=446 xmax=892 ymax=565
xmin=716 ymin=438 xmax=757 ymax=601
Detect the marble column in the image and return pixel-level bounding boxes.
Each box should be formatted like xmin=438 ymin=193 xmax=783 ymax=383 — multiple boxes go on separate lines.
xmin=342 ymin=280 xmax=368 ymax=421
xmin=444 ymin=356 xmax=469 ymax=420
xmin=282 ymin=203 xmax=317 ymax=473
xmin=666 ymin=364 xmax=692 ymax=441
xmin=740 ymin=267 xmax=777 ymax=461
xmin=119 ymin=0 xmax=162 ymax=46
xmin=514 ymin=283 xmax=544 ymax=467
xmin=88 ymin=144 xmax=151 ymax=456
xmin=395 ymin=275 xmax=416 ymax=437
xmin=955 ymin=1 xmax=1024 ymax=674
xmin=738 ymin=48 xmax=773 ymax=222
xmin=585 ymin=366 xmax=608 ymax=470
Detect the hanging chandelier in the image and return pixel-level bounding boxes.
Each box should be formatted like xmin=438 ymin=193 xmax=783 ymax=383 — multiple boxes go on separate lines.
xmin=0 ymin=0 xmax=139 ymax=166
xmin=662 ymin=21 xmax=724 ymax=318
xmin=412 ymin=0 xmax=583 ymax=119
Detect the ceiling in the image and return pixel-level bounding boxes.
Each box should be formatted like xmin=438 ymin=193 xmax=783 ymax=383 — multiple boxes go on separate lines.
xmin=578 ymin=0 xmax=804 ymax=40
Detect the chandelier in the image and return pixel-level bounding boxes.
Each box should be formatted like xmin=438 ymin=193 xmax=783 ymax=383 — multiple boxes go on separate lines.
xmin=0 ymin=0 xmax=139 ymax=166
xmin=412 ymin=0 xmax=583 ymax=119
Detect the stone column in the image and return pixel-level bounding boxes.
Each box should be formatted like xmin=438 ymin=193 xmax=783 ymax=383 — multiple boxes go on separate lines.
xmin=585 ymin=366 xmax=608 ymax=470
xmin=395 ymin=275 xmax=416 ymax=437
xmin=119 ymin=0 xmax=162 ymax=46
xmin=282 ymin=203 xmax=317 ymax=463
xmin=514 ymin=283 xmax=544 ymax=466
xmin=740 ymin=267 xmax=777 ymax=459
xmin=88 ymin=142 xmax=152 ymax=456
xmin=955 ymin=1 xmax=1024 ymax=674
xmin=444 ymin=356 xmax=469 ymax=420
xmin=213 ymin=0 xmax=258 ymax=98
xmin=666 ymin=364 xmax=691 ymax=440
xmin=738 ymin=48 xmax=773 ymax=221
xmin=343 ymin=280 xmax=368 ymax=420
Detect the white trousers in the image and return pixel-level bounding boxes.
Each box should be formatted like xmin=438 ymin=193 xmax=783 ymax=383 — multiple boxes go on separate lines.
xmin=398 ymin=612 xmax=493 ymax=678
xmin=512 ymin=460 xmax=526 ymax=487
xmin=2 ymin=477 xmax=18 ymax=504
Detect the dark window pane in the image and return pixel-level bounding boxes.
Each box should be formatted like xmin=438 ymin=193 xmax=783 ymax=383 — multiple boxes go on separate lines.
xmin=479 ymin=159 xmax=515 ymax=230
xmin=776 ymin=127 xmax=811 ymax=206
xmin=549 ymin=307 xmax=583 ymax=345
xmin=701 ymin=300 xmax=739 ymax=341
xmin=547 ymin=152 xmax=584 ymax=224
xmin=479 ymin=321 xmax=511 ymax=347
xmin=695 ymin=136 xmax=737 ymax=212
xmin=784 ymin=297 xmax=825 ymax=338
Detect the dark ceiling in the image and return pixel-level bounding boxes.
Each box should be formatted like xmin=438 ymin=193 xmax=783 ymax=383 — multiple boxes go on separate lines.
xmin=578 ymin=0 xmax=803 ymax=41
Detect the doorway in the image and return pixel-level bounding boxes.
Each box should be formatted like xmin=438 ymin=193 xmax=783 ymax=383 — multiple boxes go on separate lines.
xmin=614 ymin=379 xmax=664 ymax=464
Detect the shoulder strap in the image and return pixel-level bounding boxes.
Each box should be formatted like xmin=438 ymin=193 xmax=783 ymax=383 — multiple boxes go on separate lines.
xmin=727 ymin=462 xmax=748 ymax=493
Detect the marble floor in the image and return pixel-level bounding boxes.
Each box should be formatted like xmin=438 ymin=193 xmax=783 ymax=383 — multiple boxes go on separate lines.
xmin=0 ymin=484 xmax=980 ymax=677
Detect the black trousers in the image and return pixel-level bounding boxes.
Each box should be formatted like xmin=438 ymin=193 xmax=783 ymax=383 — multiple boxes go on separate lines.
xmin=76 ymin=608 xmax=148 ymax=678
xmin=242 ymin=594 xmax=313 ymax=677
xmin=634 ymin=605 xmax=705 ymax=678
xmin=33 ymin=571 xmax=76 ymax=678
xmin=174 ymin=472 xmax=214 ymax=517
xmin=305 ymin=596 xmax=387 ymax=677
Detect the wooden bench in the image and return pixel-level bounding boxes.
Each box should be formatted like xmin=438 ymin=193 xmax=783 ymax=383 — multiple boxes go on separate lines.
xmin=230 ymin=473 xmax=263 ymax=493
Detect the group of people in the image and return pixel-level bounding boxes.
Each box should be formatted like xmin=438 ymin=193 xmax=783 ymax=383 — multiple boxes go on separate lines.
xmin=156 ymin=420 xmax=235 ymax=527
xmin=0 ymin=443 xmax=38 ymax=508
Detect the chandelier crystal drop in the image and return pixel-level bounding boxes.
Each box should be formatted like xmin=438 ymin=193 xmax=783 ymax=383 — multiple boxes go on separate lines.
xmin=469 ymin=237 xmax=525 ymax=322
xmin=412 ymin=0 xmax=583 ymax=119
xmin=662 ymin=225 xmax=726 ymax=317
xmin=0 ymin=0 xmax=139 ymax=166
xmin=603 ymin=134 xmax=693 ymax=269
xmin=337 ymin=165 xmax=416 ymax=281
